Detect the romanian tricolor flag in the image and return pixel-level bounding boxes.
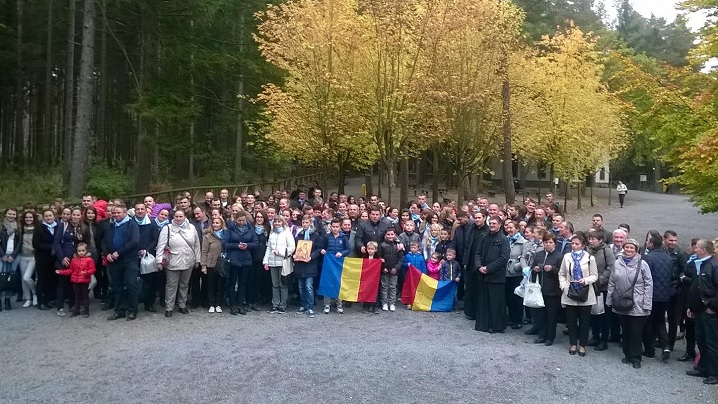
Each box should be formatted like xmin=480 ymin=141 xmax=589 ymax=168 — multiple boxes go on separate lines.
xmin=318 ymin=256 xmax=382 ymax=303
xmin=401 ymin=265 xmax=456 ymax=312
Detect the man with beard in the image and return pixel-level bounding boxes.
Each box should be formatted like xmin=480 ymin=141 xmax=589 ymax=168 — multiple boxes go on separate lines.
xmin=475 ymin=216 xmax=510 ymax=333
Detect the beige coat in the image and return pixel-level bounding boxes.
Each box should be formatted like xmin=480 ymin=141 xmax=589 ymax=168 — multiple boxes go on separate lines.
xmin=200 ymin=231 xmax=223 ymax=269
xmin=559 ymin=251 xmax=599 ymax=306
xmin=156 ymin=222 xmax=201 ymax=271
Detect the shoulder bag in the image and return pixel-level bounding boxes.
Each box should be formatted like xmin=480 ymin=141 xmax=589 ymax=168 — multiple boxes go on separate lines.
xmin=567 ymin=256 xmax=592 ymax=303
xmin=611 ymin=258 xmax=642 ymax=311
xmin=0 ymin=262 xmax=17 ymax=292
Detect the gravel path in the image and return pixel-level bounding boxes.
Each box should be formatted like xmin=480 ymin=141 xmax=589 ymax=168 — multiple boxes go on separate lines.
xmin=1 ymin=190 xmax=717 ymax=404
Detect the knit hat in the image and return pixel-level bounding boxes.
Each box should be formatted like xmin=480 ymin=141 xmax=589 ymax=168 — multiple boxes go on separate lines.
xmin=623 ymin=238 xmax=640 ymax=249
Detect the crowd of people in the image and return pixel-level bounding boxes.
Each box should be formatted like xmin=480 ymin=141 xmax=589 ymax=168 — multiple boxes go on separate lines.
xmin=0 ymin=187 xmax=716 ymax=385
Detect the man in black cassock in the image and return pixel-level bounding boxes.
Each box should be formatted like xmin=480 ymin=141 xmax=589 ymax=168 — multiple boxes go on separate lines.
xmin=462 ymin=211 xmax=488 ymax=321
xmin=475 ymin=216 xmax=510 ymax=333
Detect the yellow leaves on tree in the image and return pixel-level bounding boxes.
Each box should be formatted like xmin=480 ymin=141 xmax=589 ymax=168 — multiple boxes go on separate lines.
xmin=512 ymin=27 xmax=627 ymax=181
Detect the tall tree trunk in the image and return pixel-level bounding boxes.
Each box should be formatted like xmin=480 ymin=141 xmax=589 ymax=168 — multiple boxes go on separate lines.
xmin=134 ymin=8 xmax=152 ymax=194
xmin=400 ymin=155 xmax=408 ymax=208
xmin=234 ymin=79 xmax=244 ymax=181
xmin=14 ymin=0 xmax=25 ymax=166
xmin=387 ymin=159 xmax=395 ymax=206
xmin=69 ymin=0 xmax=96 ymax=198
xmin=97 ymin=0 xmax=107 ymax=161
xmin=501 ymin=77 xmax=515 ymax=205
xmin=431 ymin=150 xmax=439 ymax=202
xmin=63 ymin=0 xmax=76 ymax=189
xmin=43 ymin=0 xmax=54 ymax=166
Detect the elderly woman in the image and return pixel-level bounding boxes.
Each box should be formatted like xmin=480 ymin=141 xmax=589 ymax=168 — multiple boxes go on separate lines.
xmin=559 ymin=234 xmax=598 ymax=357
xmin=606 ymin=238 xmax=653 ymax=369
xmin=156 ymin=209 xmax=201 ymax=318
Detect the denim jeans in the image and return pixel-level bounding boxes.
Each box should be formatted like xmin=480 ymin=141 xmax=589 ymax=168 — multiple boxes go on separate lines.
xmin=298 ymin=276 xmax=314 ymax=310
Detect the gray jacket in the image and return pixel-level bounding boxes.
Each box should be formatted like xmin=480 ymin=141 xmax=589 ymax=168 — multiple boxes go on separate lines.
xmin=589 ymin=243 xmax=616 ymax=293
xmin=606 ymin=255 xmax=653 ymax=317
xmin=506 ymin=235 xmax=526 ymax=277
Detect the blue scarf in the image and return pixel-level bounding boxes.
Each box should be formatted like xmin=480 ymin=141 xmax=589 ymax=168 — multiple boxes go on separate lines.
xmin=694 ymin=255 xmax=712 ymax=275
xmin=509 ymin=233 xmax=520 ymax=246
xmin=571 ymin=250 xmax=584 ymax=290
xmin=154 ymin=217 xmax=169 ymax=228
xmin=389 ymin=216 xmax=399 ymax=225
xmin=114 ymin=215 xmax=130 ymax=227
xmin=303 ymin=229 xmax=311 ymax=240
xmin=214 ymin=229 xmax=224 ymax=239
xmin=411 ymin=213 xmax=420 ymax=221
xmin=134 ymin=215 xmax=150 ymax=225
xmin=255 ymin=225 xmax=265 ymax=235
xmin=43 ymin=221 xmax=57 ymax=235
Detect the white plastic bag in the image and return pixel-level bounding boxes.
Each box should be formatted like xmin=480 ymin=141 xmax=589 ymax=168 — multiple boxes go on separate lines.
xmin=514 ymin=275 xmax=527 ymax=298
xmin=523 ymin=278 xmax=545 ymax=308
xmin=591 ymin=294 xmax=605 ymax=315
xmin=88 ymin=274 xmax=97 ymax=291
xmin=140 ymin=252 xmax=157 ymax=274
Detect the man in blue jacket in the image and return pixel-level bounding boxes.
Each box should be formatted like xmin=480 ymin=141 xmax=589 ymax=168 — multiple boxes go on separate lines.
xmin=103 ymin=204 xmax=140 ymax=321
xmin=642 ymin=232 xmax=675 ymax=361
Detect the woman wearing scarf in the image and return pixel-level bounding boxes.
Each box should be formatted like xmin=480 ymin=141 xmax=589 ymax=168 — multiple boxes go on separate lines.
xmin=531 ymin=233 xmax=563 ymax=345
xmin=606 ymin=238 xmax=653 ymax=369
xmin=1 ymin=208 xmax=21 ymax=310
xmin=33 ymin=210 xmax=58 ymax=310
xmin=156 ymin=209 xmax=201 ymax=318
xmin=83 ymin=206 xmax=107 ymax=300
xmin=17 ymin=211 xmax=38 ymax=308
xmin=153 ymin=208 xmax=171 ymax=305
xmin=248 ymin=210 xmax=270 ymax=309
xmin=504 ymin=220 xmax=528 ymax=329
xmin=222 ymin=212 xmax=258 ymax=315
xmin=383 ymin=207 xmax=402 ymax=235
xmin=263 ymin=216 xmax=296 ymax=314
xmin=201 ymin=217 xmax=226 ymax=313
xmin=53 ymin=207 xmax=90 ymax=317
xmin=559 ymin=234 xmax=598 ymax=357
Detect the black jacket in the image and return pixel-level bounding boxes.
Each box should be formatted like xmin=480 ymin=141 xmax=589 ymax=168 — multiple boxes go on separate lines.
xmin=102 ymin=219 xmax=140 ymax=264
xmin=293 ymin=230 xmax=323 ymax=278
xmin=137 ymin=221 xmax=159 ymax=254
xmin=453 ymin=224 xmax=467 ymax=264
xmin=666 ymin=247 xmax=688 ymax=293
xmin=531 ymin=248 xmax=563 ymax=296
xmin=355 ymin=219 xmax=389 ymax=253
xmin=685 ymin=256 xmax=718 ymax=313
xmin=0 ymin=226 xmax=21 ymax=259
xmin=476 ymin=231 xmax=510 ymax=284
xmin=643 ymin=248 xmax=674 ymax=303
xmin=32 ymin=224 xmax=56 ymax=265
xmin=463 ymin=223 xmax=488 ymax=268
xmin=378 ymin=240 xmax=404 ymax=273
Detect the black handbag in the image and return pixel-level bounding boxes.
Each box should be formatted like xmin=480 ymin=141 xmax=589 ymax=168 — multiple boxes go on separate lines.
xmin=217 ymin=248 xmax=231 ymax=278
xmin=0 ymin=263 xmax=16 ymax=292
xmin=567 ymin=284 xmax=589 ymax=302
xmin=611 ymin=258 xmax=642 ymax=311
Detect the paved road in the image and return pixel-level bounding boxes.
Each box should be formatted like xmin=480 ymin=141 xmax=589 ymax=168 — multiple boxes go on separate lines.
xmin=1 ymin=190 xmax=717 ymax=403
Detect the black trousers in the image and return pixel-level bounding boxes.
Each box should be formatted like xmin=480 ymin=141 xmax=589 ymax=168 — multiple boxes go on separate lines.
xmin=94 ymin=260 xmax=109 ymax=299
xmin=206 ymin=267 xmax=225 ymax=307
xmin=56 ymin=274 xmax=74 ymax=310
xmin=139 ymin=272 xmax=159 ymax=307
xmin=696 ymin=311 xmax=718 ymax=377
xmin=643 ymin=301 xmax=670 ymax=354
xmin=591 ymin=291 xmax=611 ymax=341
xmin=505 ymin=276 xmax=523 ymax=325
xmin=685 ymin=317 xmax=696 ymax=355
xmin=464 ymin=269 xmax=479 ymax=318
xmin=110 ymin=260 xmax=139 ymax=315
xmin=667 ymin=289 xmax=686 ymax=349
xmin=618 ymin=193 xmax=625 ymax=207
xmin=189 ymin=267 xmax=208 ymax=306
xmin=566 ymin=305 xmax=592 ymax=346
xmin=533 ymin=295 xmax=560 ymax=342
xmin=72 ymin=283 xmax=90 ymax=314
xmin=475 ymin=281 xmax=506 ymax=332
xmin=246 ymin=260 xmax=262 ymax=305
xmin=226 ymin=265 xmax=250 ymax=308
xmin=35 ymin=259 xmax=56 ymax=305
xmin=619 ymin=314 xmax=647 ymax=364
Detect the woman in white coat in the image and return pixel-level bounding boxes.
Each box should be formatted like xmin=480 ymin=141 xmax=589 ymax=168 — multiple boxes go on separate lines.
xmin=156 ymin=210 xmax=201 ymax=318
xmin=263 ymin=216 xmax=295 ymax=313
xmin=559 ymin=234 xmax=598 ymax=357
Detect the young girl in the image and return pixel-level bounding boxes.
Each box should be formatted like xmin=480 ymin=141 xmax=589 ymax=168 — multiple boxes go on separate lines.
xmin=55 ymin=243 xmax=96 ymax=317
xmin=426 ymin=252 xmax=442 ymax=281
xmin=363 ymin=241 xmax=381 ymax=313
xmin=422 ymin=224 xmax=442 ymax=261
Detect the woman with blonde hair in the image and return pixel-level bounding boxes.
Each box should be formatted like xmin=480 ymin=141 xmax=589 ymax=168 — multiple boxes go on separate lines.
xmin=263 ymin=216 xmax=295 ymax=314
xmin=201 ymin=216 xmax=227 ymax=313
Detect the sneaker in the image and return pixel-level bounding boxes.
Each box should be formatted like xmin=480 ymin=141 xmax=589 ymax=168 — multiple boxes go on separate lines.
xmin=389 ymin=304 xmax=396 ymax=312
xmin=267 ymin=307 xmax=279 ymax=314
xmin=406 ymin=305 xmax=412 ymax=310
xmin=278 ymin=308 xmax=285 ymax=314
xmin=337 ymin=307 xmax=344 ymax=314
xmin=215 ymin=306 xmax=222 ymax=313
xmin=297 ymin=307 xmax=307 ymax=314
xmin=32 ymin=296 xmax=38 ymax=306
xmin=323 ymin=306 xmax=330 ymax=314
xmin=382 ymin=304 xmax=388 ymax=311
xmin=22 ymin=300 xmax=31 ymax=308
xmin=57 ymin=309 xmax=66 ymax=317
xmin=308 ymin=310 xmax=315 ymax=318
xmin=209 ymin=306 xmax=215 ymax=313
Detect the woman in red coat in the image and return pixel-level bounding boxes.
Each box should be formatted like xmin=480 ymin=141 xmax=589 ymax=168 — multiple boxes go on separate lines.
xmin=56 ymin=242 xmax=96 ymax=318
